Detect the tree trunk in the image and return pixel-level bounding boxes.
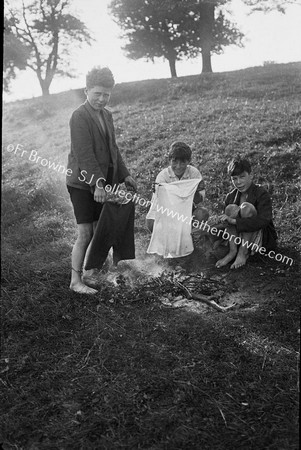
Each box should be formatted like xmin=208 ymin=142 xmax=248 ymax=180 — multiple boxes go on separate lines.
xmin=168 ymin=57 xmax=177 ymax=78
xmin=199 ymin=2 xmax=214 ymax=74
xmin=39 ymin=73 xmax=54 ymax=96
xmin=40 ymin=82 xmax=50 ymax=96
xmin=201 ymin=46 xmax=213 ymax=73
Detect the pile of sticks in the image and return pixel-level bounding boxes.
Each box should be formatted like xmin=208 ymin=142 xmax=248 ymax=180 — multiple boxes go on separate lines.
xmin=155 ymin=272 xmax=236 ymax=313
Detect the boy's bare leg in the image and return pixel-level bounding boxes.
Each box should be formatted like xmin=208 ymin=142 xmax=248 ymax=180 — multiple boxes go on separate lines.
xmin=230 ymin=231 xmax=256 ymax=269
xmin=216 ymin=202 xmax=258 ymax=269
xmin=215 ymin=225 xmax=238 ymax=268
xmin=216 ymin=204 xmax=239 ymax=267
xmin=83 ymin=220 xmax=100 ymax=280
xmin=70 ymin=223 xmax=98 ymax=294
xmin=230 ymin=248 xmax=248 ymax=269
xmin=230 ymin=202 xmax=258 ymax=269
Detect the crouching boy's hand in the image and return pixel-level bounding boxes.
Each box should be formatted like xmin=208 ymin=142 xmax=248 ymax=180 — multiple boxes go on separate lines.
xmin=219 ymin=214 xmax=236 ymax=225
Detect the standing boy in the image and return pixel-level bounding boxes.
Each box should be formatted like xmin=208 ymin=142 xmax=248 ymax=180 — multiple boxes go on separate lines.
xmin=66 ymin=66 xmax=136 ymax=294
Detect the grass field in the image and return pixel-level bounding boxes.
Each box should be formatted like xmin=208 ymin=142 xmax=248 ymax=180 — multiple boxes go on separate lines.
xmin=1 ymin=62 xmax=300 ymax=449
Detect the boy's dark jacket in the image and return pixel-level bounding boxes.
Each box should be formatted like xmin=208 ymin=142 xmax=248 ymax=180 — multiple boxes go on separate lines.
xmin=225 ymin=183 xmax=277 ymax=250
xmin=66 ymin=101 xmax=130 ymax=190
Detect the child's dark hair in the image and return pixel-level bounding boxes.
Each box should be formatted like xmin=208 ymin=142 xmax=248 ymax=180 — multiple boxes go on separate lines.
xmin=168 ymin=141 xmax=192 ymax=161
xmin=228 ymin=157 xmax=252 ymax=176
xmin=86 ymin=66 xmax=115 ymax=89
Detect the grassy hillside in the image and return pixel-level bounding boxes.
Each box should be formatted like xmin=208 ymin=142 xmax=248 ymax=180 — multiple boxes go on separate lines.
xmin=1 ymin=62 xmax=300 ymax=449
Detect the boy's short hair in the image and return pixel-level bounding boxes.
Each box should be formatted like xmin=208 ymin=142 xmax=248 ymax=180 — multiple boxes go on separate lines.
xmin=86 ymin=66 xmax=115 ymax=89
xmin=228 ymin=157 xmax=252 ymax=176
xmin=169 ymin=141 xmax=192 ymax=161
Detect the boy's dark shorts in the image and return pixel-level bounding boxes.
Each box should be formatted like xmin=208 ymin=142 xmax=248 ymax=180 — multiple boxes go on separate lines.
xmin=67 ymin=186 xmax=103 ymax=224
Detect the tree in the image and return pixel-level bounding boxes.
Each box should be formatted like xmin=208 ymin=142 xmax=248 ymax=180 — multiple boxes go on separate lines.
xmin=3 ymin=16 xmax=31 ymax=92
xmin=108 ymin=0 xmax=243 ymax=77
xmin=5 ymin=0 xmax=92 ymax=96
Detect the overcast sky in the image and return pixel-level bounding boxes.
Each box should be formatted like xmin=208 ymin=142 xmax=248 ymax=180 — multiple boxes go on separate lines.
xmin=4 ymin=0 xmax=301 ymax=101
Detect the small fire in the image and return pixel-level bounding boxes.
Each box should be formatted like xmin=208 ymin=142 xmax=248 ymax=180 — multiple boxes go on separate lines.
xmin=104 ymin=256 xmax=168 ymax=288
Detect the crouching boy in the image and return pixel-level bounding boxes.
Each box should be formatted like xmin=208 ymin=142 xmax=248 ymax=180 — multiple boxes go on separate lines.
xmin=215 ymin=156 xmax=277 ymax=269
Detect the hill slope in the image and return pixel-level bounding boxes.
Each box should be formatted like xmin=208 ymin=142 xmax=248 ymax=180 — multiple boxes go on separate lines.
xmin=1 ymin=63 xmax=300 ymax=449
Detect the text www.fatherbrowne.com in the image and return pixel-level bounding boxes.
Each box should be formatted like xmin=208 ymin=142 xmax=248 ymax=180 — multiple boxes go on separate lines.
xmin=112 ymin=186 xmax=293 ymax=267
xmin=154 ymin=204 xmax=293 ymax=266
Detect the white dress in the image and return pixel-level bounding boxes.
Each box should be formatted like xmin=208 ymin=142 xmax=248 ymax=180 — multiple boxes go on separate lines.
xmin=146 ymin=178 xmax=200 ymax=258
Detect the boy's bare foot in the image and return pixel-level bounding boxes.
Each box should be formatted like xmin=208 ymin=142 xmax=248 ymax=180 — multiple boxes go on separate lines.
xmin=82 ymin=275 xmax=100 ymax=288
xmin=230 ymin=253 xmax=249 ymax=269
xmin=216 ymin=251 xmax=236 ymax=268
xmin=70 ymin=281 xmax=98 ymax=295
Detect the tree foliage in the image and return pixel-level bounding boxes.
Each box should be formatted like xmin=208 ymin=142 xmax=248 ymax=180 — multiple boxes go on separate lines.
xmin=242 ymin=0 xmax=300 ymax=13
xmin=5 ymin=0 xmax=92 ymax=95
xmin=3 ymin=16 xmax=31 ymax=92
xmin=108 ymin=0 xmax=244 ymax=77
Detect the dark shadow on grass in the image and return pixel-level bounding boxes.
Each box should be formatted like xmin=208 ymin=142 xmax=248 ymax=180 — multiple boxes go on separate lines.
xmin=1 ymin=277 xmax=299 ymax=449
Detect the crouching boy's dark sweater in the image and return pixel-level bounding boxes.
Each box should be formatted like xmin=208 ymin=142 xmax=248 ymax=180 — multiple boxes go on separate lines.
xmin=225 ymin=183 xmax=277 ymax=250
